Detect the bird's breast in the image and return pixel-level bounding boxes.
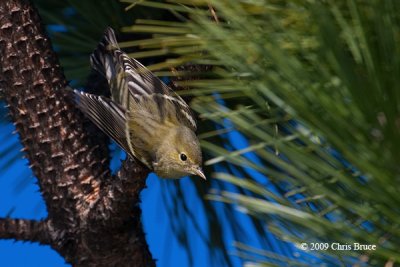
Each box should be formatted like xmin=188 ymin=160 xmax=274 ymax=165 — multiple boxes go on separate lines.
xmin=127 ymin=111 xmax=176 ymax=169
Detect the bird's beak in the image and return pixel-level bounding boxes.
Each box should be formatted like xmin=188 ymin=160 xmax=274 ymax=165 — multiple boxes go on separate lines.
xmin=193 ymin=167 xmax=206 ymax=180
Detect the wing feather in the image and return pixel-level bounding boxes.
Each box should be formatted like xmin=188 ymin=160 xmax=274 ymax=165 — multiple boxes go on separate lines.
xmin=73 ymin=90 xmax=136 ymax=158
xmin=90 ymin=27 xmax=197 ymax=131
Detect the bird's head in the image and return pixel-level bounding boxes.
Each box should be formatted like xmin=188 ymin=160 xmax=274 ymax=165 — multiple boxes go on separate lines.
xmin=153 ymin=126 xmax=205 ymax=180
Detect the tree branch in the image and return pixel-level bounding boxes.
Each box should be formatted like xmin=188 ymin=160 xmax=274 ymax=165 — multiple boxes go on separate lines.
xmin=0 ymin=218 xmax=50 ymax=245
xmin=0 ymin=0 xmax=154 ymax=265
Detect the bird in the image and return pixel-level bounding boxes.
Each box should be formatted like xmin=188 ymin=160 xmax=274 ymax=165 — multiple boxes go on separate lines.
xmin=73 ymin=27 xmax=205 ymax=180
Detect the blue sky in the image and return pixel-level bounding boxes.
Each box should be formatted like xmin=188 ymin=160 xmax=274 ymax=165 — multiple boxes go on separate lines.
xmin=0 ymin=108 xmax=304 ymax=266
xmin=0 ymin=117 xmax=228 ymax=266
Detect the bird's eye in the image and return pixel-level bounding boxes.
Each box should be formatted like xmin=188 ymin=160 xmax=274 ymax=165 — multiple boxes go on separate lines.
xmin=180 ymin=153 xmax=187 ymax=161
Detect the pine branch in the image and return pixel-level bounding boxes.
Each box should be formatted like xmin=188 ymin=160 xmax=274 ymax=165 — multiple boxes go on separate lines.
xmin=0 ymin=0 xmax=154 ymax=266
xmin=0 ymin=219 xmax=50 ymax=245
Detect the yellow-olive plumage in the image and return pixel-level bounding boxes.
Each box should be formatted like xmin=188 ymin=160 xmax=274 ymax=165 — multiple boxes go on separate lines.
xmin=73 ymin=27 xmax=205 ymax=180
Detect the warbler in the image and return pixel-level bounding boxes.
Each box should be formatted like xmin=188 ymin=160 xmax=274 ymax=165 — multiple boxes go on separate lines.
xmin=73 ymin=27 xmax=205 ymax=180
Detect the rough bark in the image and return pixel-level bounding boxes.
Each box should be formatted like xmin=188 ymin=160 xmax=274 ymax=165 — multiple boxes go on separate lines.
xmin=0 ymin=0 xmax=154 ymax=266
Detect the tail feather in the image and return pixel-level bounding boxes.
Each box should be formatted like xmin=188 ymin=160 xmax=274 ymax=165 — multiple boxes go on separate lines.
xmin=88 ymin=27 xmax=197 ymax=131
xmin=90 ymin=27 xmax=119 ymax=80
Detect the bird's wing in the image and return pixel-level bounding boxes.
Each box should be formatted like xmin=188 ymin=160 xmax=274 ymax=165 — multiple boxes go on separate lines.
xmin=90 ymin=27 xmax=197 ymax=131
xmin=73 ymin=90 xmax=136 ymax=158
xmin=135 ymin=93 xmax=197 ymax=131
xmin=123 ymin=57 xmax=198 ymax=130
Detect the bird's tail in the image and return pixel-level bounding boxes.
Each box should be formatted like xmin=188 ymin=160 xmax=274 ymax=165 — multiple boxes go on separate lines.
xmin=90 ymin=27 xmax=120 ymax=81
